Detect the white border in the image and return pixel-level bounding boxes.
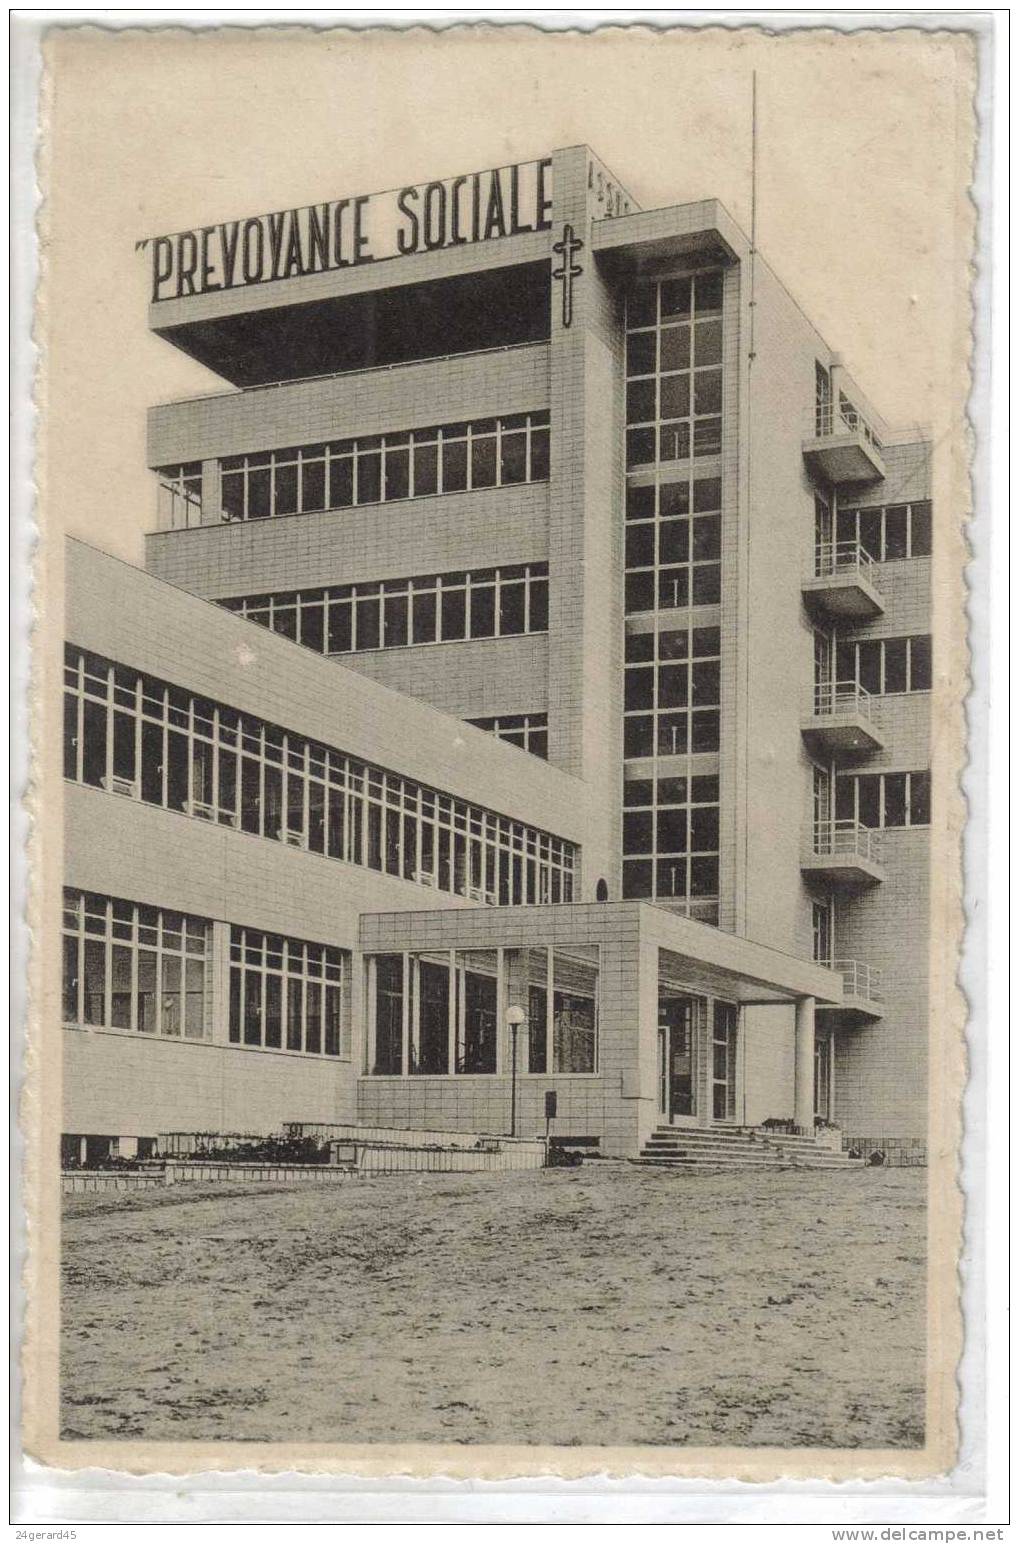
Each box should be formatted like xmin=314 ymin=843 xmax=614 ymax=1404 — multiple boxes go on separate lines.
xmin=9 ymin=6 xmax=1006 ymax=1529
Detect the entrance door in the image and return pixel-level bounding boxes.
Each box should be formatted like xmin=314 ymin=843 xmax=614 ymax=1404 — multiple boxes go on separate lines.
xmin=814 ymin=1030 xmax=833 ymax=1121
xmin=657 ymin=993 xmax=698 ymax=1122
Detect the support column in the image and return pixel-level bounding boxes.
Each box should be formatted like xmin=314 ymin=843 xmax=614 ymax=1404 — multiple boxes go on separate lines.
xmin=794 ymin=996 xmax=816 ymax=1134
xmin=201 ymin=458 xmax=222 ymax=526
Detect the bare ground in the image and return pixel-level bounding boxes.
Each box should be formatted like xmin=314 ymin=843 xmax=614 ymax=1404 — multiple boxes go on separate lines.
xmin=61 ymin=1164 xmax=925 ymax=1448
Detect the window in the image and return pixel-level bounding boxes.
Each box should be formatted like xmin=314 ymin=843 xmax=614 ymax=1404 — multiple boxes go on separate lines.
xmin=218 ymin=563 xmax=549 ymax=655
xmin=624 ymin=624 xmax=721 ymax=757
xmin=368 ymin=946 xmax=598 ymax=1078
xmin=228 ymin=927 xmax=347 ymax=1056
xmin=63 ymin=645 xmax=577 ymax=906
xmin=815 ymin=363 xmax=832 ymax=437
xmin=835 ymin=770 xmax=932 ymax=828
xmin=625 ymin=272 xmax=724 ymax=470
xmin=812 ymin=901 xmax=832 ymax=966
xmin=467 ymin=713 xmax=548 ymax=760
xmin=834 ymin=634 xmax=932 ymax=695
xmin=62 ymin=890 xmax=210 ymax=1039
xmin=625 ymin=474 xmax=722 ymax=617
xmin=622 ymin=772 xmax=720 ymax=922
xmin=835 ymin=501 xmax=932 ymax=561
xmin=217 ymin=411 xmax=550 ymax=522
xmin=156 ymin=462 xmax=203 ymax=529
xmin=457 ymin=951 xmax=499 ymax=1074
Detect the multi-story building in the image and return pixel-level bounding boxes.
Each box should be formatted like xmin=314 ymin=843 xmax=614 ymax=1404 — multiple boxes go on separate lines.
xmin=61 ymin=146 xmax=931 ymax=1162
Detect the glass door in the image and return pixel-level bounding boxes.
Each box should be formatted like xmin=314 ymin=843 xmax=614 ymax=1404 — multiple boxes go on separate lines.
xmin=658 ymin=992 xmax=698 ymax=1121
xmin=814 ymin=1030 xmax=833 ymax=1121
xmin=812 ymin=901 xmax=833 ymax=967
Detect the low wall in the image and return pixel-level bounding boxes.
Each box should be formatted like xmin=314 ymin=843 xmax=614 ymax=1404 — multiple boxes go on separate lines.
xmin=62 ymin=1170 xmax=165 ymax=1194
xmin=355 ymin=1076 xmax=608 ymax=1145
xmin=356 ymin=1142 xmax=545 ymax=1174
xmin=287 ymin=1121 xmax=537 ymax=1150
xmin=61 ymin=1163 xmax=362 ymax=1194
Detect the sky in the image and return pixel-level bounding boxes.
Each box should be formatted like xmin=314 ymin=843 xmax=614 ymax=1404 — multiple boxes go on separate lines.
xmin=41 ymin=24 xmax=973 ymax=567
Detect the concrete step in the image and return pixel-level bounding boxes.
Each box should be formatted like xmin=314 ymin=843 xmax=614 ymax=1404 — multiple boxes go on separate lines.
xmin=648 ymin=1130 xmax=768 ymax=1142
xmin=632 ymin=1155 xmax=792 ymax=1170
xmin=638 ymin=1124 xmax=862 ymax=1171
xmin=644 ymin=1141 xmax=777 ymax=1156
xmin=634 ymin=1153 xmax=862 ymax=1171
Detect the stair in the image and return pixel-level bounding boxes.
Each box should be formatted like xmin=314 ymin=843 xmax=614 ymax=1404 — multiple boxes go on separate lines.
xmin=633 ymin=1125 xmax=862 ymax=1171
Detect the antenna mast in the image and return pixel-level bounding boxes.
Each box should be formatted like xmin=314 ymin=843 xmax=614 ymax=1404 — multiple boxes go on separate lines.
xmin=749 ymin=69 xmax=758 ymax=364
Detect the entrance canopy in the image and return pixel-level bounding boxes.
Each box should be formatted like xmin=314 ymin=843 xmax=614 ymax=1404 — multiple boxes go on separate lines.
xmin=360 ymin=901 xmax=844 ymax=1009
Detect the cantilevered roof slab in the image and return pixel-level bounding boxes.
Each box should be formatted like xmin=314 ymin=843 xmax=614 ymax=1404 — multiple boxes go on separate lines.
xmin=591 ymin=198 xmax=750 ymax=272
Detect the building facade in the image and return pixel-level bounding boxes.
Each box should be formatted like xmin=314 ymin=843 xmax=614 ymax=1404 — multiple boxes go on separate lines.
xmin=61 ymin=146 xmax=931 ymax=1160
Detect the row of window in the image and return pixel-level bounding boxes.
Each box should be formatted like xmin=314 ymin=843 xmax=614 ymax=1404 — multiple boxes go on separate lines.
xmin=835 ymin=770 xmax=931 ymax=830
xmin=835 ymin=634 xmax=932 ymax=696
xmin=622 ymin=854 xmax=720 ymax=910
xmin=624 ymin=710 xmax=719 ymax=759
xmin=624 ymin=626 xmax=721 ymax=758
xmin=623 ymin=804 xmax=720 ymax=859
xmin=62 ymin=891 xmax=208 ymax=1040
xmin=625 ymin=274 xmax=725 ymax=467
xmin=62 ymin=891 xmax=354 ymax=1060
xmin=159 ymin=411 xmax=552 ymax=524
xmin=228 ymin=927 xmax=348 ymax=1057
xmin=625 ymin=512 xmax=722 ymax=571
xmin=217 ymin=563 xmax=549 ymax=655
xmin=369 ymin=948 xmax=598 ymax=1078
xmin=622 ymin=772 xmax=720 ymax=913
xmin=626 ymin=476 xmax=722 ymax=523
xmin=467 ymin=713 xmax=549 ymax=759
xmin=626 ymin=271 xmax=725 ymax=327
xmin=625 ymin=476 xmax=723 ymax=613
xmin=836 ymin=501 xmax=932 ymax=562
xmin=624 ymin=627 xmax=721 ymax=708
xmin=63 ymin=646 xmax=577 ymax=906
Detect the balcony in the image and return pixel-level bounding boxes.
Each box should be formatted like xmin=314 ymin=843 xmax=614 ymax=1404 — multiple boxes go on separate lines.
xmin=829 ymin=958 xmax=885 ymax=1020
xmin=801 ymin=680 xmax=884 ymax=758
xmin=801 ymin=820 xmax=884 ymax=888
xmin=156 ymin=479 xmax=203 ymax=532
xmin=802 ymin=397 xmax=886 ymax=485
xmin=802 ymin=539 xmax=884 ymax=621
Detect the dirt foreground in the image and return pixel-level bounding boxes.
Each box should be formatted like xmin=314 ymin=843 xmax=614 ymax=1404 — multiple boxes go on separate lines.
xmin=61 ymin=1164 xmax=925 ymax=1448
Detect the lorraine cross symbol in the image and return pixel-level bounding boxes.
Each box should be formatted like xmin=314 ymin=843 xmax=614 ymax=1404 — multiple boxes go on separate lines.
xmin=552 ymin=223 xmax=584 ymax=329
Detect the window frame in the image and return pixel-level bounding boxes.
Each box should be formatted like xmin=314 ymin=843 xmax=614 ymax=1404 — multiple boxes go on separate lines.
xmin=63 ymin=645 xmax=577 ymax=908
xmin=61 ymin=890 xmax=211 ymax=1040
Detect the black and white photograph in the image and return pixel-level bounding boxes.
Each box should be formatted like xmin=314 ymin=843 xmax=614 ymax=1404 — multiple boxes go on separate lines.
xmin=15 ymin=15 xmax=993 ymax=1516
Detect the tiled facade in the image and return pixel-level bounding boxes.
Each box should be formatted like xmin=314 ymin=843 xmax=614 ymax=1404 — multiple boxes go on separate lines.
xmin=62 ymin=144 xmax=931 ymax=1156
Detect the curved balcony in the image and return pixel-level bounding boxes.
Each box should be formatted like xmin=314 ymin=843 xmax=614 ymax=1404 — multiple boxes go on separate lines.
xmin=801 ymin=680 xmax=884 ymax=758
xmin=801 ymin=820 xmax=884 ymax=887
xmin=802 ymin=539 xmax=884 ymax=621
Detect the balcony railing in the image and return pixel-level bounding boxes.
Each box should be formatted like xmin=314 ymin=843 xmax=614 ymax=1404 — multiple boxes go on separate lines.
xmin=811 ymin=538 xmax=876 ymax=583
xmin=157 ymin=480 xmax=203 ymax=531
xmin=812 ymin=819 xmax=882 ymax=864
xmin=835 ymin=959 xmax=884 ymax=1003
xmin=814 ymin=393 xmax=883 ymax=450
xmin=812 ymin=679 xmax=876 ymax=724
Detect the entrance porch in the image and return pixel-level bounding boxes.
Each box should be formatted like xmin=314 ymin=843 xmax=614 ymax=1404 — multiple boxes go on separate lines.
xmin=356 ymin=901 xmax=844 ymax=1158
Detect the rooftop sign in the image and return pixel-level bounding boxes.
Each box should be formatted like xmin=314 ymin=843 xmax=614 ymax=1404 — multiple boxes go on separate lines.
xmin=139 ymin=157 xmax=553 ymax=304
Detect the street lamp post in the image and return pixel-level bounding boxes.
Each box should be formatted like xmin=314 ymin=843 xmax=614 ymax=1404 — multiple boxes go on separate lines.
xmin=506 ymin=1004 xmax=526 ymax=1138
